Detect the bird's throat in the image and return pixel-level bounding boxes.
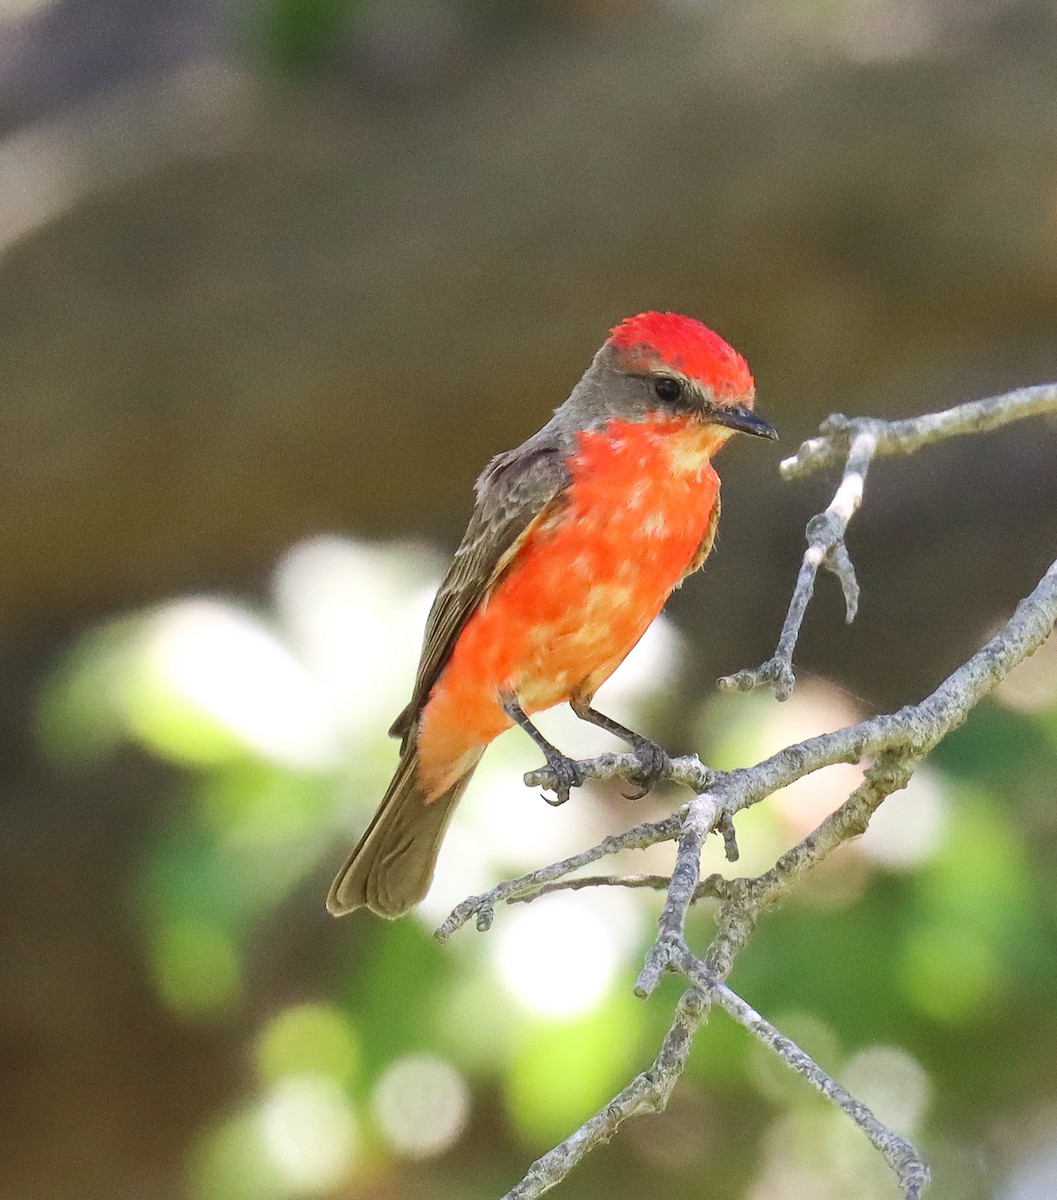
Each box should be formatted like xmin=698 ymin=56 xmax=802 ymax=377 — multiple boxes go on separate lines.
xmin=572 ymin=413 xmax=727 ymax=493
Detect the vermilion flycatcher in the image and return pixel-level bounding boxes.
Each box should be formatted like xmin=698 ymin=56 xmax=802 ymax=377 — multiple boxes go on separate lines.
xmin=328 ymin=311 xmax=776 ymax=917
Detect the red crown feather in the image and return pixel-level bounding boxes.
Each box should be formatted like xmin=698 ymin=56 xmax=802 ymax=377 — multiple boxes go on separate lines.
xmin=608 ymin=311 xmax=753 ymax=398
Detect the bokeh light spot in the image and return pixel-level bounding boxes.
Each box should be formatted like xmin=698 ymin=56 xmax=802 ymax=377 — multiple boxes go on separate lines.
xmin=272 ymin=535 xmax=439 ymax=739
xmin=495 ymin=889 xmax=640 ymax=1018
xmin=150 ymin=918 xmax=241 ymax=1017
xmin=257 ymin=1003 xmax=360 ymax=1087
xmin=841 ymin=1044 xmax=930 ymax=1134
xmin=127 ymin=599 xmax=342 ymax=770
xmin=507 ymin=990 xmax=643 ymax=1145
xmin=372 ymin=1053 xmax=469 ymax=1158
xmin=259 ymin=1074 xmax=359 ymax=1191
xmin=0 ymin=0 xmax=59 ymax=20
xmin=189 ymin=1111 xmax=285 ymax=1200
xmin=858 ymin=767 xmax=947 ymax=869
xmin=900 ymin=924 xmax=1000 ymax=1022
xmin=36 ymin=617 xmax=142 ymax=764
xmin=1000 ymin=1122 xmax=1057 ymax=1200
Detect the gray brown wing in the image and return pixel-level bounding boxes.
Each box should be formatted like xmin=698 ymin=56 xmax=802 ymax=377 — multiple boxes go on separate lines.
xmin=389 ymin=439 xmax=570 ymax=746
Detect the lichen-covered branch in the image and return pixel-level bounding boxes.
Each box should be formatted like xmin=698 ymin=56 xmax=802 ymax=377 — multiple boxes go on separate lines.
xmin=439 ymin=384 xmax=1057 ymax=1200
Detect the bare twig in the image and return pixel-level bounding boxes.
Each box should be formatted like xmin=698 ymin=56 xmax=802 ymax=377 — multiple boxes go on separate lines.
xmin=435 ymin=805 xmax=685 ymax=939
xmin=704 ymin=973 xmax=931 ymax=1199
xmin=524 ymin=749 xmax=713 ymax=795
xmin=720 ymin=426 xmax=876 ymax=699
xmin=439 ymin=383 xmax=1057 ymax=1200
xmin=635 ymin=792 xmax=722 ymax=997
xmin=499 ymin=987 xmax=710 ymax=1200
xmin=781 ymin=385 xmax=1057 ymax=480
xmin=506 ymin=872 xmax=732 ymax=904
xmin=723 ymin=384 xmax=1057 ymax=699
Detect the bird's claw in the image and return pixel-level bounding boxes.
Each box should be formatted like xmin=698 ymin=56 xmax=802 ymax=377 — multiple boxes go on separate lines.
xmin=540 ymin=753 xmax=584 ymax=806
xmin=622 ymin=739 xmax=671 ymax=800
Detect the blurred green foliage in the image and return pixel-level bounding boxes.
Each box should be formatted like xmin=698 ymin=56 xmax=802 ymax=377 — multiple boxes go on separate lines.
xmin=262 ymin=0 xmax=358 ymax=71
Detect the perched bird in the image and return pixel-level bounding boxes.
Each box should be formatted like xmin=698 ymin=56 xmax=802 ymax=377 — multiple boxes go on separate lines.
xmin=328 ymin=312 xmax=776 ymax=917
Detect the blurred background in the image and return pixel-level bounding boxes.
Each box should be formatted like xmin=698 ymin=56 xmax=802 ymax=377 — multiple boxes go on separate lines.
xmin=5 ymin=0 xmax=1057 ymax=1197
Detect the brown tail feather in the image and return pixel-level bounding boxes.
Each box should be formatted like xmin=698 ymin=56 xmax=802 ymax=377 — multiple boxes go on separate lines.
xmin=326 ymin=752 xmax=479 ymax=918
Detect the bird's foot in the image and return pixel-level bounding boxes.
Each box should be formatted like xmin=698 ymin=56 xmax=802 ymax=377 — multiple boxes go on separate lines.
xmin=538 ymin=751 xmax=585 ymax=807
xmin=622 ymin=738 xmax=672 ymax=800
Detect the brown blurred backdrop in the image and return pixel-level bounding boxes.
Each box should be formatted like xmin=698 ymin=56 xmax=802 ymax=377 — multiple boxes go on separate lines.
xmin=4 ymin=2 xmax=1057 ymax=1198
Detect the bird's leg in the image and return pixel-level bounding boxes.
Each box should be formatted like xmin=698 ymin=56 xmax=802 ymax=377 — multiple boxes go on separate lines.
xmin=568 ymin=697 xmax=671 ymax=800
xmin=500 ymin=694 xmax=584 ymax=806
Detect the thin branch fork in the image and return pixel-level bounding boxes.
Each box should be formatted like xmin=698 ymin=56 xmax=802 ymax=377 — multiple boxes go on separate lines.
xmin=439 ymin=383 xmax=1057 ymax=1200
xmin=723 ymin=383 xmax=1057 ymax=700
xmin=720 ymin=426 xmax=875 ymax=699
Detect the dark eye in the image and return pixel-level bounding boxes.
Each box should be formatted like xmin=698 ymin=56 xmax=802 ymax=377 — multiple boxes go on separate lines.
xmin=653 ymin=377 xmax=683 ymax=403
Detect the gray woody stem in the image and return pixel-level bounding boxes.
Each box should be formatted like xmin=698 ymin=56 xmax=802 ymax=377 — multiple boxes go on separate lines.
xmin=438 ymin=383 xmax=1057 ymax=1200
xmin=721 ymin=383 xmax=1057 ymax=699
xmin=705 ymin=973 xmax=930 ymax=1200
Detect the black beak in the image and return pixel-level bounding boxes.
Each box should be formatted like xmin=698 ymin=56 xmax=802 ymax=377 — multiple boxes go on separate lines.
xmin=711 ymin=403 xmax=778 ymax=441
